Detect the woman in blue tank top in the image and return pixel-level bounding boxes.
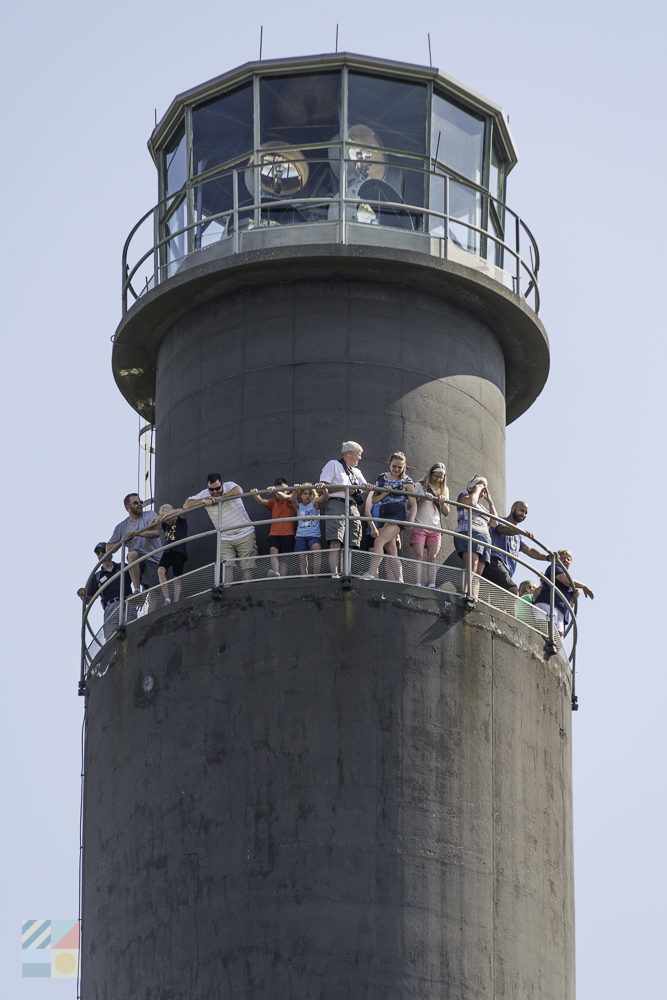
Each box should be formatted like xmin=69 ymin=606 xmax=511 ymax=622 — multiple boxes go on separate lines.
xmin=361 ymin=452 xmax=416 ymax=582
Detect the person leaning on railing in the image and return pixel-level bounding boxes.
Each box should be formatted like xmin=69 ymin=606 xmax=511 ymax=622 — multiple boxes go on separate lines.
xmin=533 ymin=549 xmax=594 ymax=636
xmin=106 ymin=492 xmax=161 ymax=595
xmin=454 ymin=476 xmax=498 ymax=600
xmin=483 ymin=500 xmax=550 ymax=595
xmin=151 ymin=504 xmax=189 ymax=604
xmin=290 ymin=483 xmax=328 ymax=575
xmin=362 ymin=452 xmax=416 ymax=583
xmin=77 ymin=542 xmax=121 ymax=640
xmin=318 ymin=441 xmax=373 ymax=578
xmin=250 ymin=478 xmax=295 ymax=578
xmin=409 ymin=462 xmax=450 ymax=588
xmin=183 ymin=472 xmax=257 ymax=581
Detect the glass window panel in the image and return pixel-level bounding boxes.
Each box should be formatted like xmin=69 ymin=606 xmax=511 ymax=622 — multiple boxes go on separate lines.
xmin=163 ymin=199 xmax=187 ymax=277
xmin=345 ymin=74 xmax=427 ymax=229
xmin=192 ymin=84 xmax=253 ymax=177
xmin=428 ymin=172 xmax=481 ymax=251
xmin=348 ymin=74 xmax=427 ymax=154
xmin=164 ymin=126 xmax=186 ymax=195
xmin=254 ymin=74 xmax=341 ymax=214
xmin=431 ymin=95 xmax=484 ymax=185
xmin=449 ymin=179 xmax=481 ymax=252
xmin=260 ymin=73 xmax=341 ymax=147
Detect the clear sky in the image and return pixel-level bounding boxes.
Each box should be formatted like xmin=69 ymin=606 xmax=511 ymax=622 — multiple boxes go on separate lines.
xmin=2 ymin=1 xmax=664 ymax=997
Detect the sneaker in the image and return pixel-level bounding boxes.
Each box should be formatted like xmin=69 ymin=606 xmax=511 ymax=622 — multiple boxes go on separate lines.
xmin=427 ymin=583 xmax=437 ymax=589
xmin=361 ymin=572 xmax=378 ymax=580
xmin=268 ymin=569 xmax=281 ymax=578
xmin=164 ymin=597 xmax=171 ymax=604
xmin=331 ymin=571 xmax=341 ymax=579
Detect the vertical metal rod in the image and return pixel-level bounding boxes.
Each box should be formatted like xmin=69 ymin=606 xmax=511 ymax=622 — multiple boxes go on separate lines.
xmin=339 ymin=146 xmax=346 ymax=245
xmin=343 ymin=487 xmax=351 ymax=576
xmin=443 ymin=175 xmax=449 ymax=260
xmin=79 ymin=606 xmax=88 ymax=694
xmin=259 ymin=25 xmax=263 ymax=60
xmin=548 ymin=551 xmax=556 ymax=648
xmin=152 ymin=206 xmax=160 ymax=288
xmin=118 ymin=541 xmax=127 ymax=627
xmin=515 ymin=214 xmax=521 ymax=296
xmin=340 ymin=68 xmax=348 ymax=245
xmin=335 ymin=24 xmax=339 ymax=52
xmin=427 ymin=32 xmax=432 ymax=66
xmin=232 ymin=169 xmax=239 ymax=255
xmin=466 ymin=506 xmax=473 ymax=598
xmin=213 ymin=501 xmax=222 ymax=587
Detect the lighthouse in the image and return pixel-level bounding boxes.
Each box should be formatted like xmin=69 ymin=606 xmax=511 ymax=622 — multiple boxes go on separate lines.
xmin=81 ymin=53 xmax=573 ymax=999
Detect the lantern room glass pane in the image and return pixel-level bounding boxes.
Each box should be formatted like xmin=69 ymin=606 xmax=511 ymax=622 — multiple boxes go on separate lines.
xmin=164 ymin=126 xmax=186 ymax=195
xmin=431 ymin=94 xmax=484 ymax=185
xmin=255 ymin=74 xmax=341 ymax=207
xmin=348 ymin=73 xmax=427 ymax=155
xmin=192 ymin=83 xmax=254 ymax=177
xmin=259 ymin=73 xmax=341 ymax=147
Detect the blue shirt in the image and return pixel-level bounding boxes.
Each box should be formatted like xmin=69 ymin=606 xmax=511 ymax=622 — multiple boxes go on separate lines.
xmin=489 ymin=526 xmax=522 ymax=576
xmin=375 ymin=474 xmax=414 ymax=521
xmin=295 ymin=502 xmax=321 ymax=538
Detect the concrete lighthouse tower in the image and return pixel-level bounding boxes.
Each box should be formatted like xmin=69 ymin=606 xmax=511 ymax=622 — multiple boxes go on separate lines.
xmin=81 ymin=53 xmax=573 ymax=1000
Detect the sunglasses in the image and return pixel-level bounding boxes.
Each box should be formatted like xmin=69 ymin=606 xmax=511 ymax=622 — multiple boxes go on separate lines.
xmin=208 ymin=486 xmax=222 ymax=493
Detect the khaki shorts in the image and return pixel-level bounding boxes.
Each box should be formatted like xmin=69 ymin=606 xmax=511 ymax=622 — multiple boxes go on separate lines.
xmin=324 ymin=499 xmax=362 ymax=546
xmin=220 ymin=532 xmax=258 ymax=571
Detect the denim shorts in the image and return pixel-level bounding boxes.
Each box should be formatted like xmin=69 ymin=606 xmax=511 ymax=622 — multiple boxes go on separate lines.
xmin=294 ymin=536 xmax=321 ymax=552
xmin=454 ymin=530 xmax=491 ymax=563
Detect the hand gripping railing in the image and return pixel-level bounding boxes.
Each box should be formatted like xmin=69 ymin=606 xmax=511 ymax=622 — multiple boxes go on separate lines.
xmin=80 ymin=488 xmax=580 ymax=706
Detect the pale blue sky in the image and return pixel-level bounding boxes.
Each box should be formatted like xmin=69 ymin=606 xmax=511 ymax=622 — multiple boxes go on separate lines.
xmin=2 ymin=2 xmax=664 ymax=996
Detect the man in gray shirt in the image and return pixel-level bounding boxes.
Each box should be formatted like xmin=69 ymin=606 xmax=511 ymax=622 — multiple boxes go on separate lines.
xmin=107 ymin=492 xmax=161 ymax=594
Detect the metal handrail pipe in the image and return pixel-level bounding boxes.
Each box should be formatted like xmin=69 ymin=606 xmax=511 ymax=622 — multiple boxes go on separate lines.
xmin=81 ymin=491 xmax=578 ymax=676
xmin=121 ymin=155 xmax=540 ymax=310
xmin=125 ymin=186 xmax=533 ymax=280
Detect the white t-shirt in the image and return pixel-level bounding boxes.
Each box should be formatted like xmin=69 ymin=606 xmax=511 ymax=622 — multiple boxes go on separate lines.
xmin=413 ymin=482 xmax=446 ymax=530
xmin=187 ymin=484 xmax=254 ymax=540
xmin=319 ymin=459 xmax=366 ymax=498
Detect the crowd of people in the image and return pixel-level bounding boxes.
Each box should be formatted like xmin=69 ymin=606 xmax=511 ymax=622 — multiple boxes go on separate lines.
xmin=79 ymin=440 xmax=594 ymax=637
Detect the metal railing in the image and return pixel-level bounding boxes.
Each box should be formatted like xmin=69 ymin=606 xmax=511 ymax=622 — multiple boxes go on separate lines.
xmin=80 ymin=488 xmax=578 ymax=705
xmin=120 ymin=147 xmax=540 ymax=315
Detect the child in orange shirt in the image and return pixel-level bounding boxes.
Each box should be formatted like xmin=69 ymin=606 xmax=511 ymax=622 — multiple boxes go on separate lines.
xmin=250 ymin=478 xmax=295 ymax=577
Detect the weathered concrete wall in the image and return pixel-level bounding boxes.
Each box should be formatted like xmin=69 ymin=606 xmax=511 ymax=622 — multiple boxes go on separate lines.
xmin=154 ymin=279 xmax=507 ymax=563
xmin=82 ymin=581 xmax=574 ymax=999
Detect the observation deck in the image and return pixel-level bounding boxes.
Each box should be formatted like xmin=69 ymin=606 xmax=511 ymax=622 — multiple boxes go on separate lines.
xmin=113 ymin=53 xmax=549 ymax=426
xmin=81 ymin=490 xmax=579 ymax=708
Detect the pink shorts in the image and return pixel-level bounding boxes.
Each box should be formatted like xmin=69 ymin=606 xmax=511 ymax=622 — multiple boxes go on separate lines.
xmin=410 ymin=528 xmax=441 ymax=550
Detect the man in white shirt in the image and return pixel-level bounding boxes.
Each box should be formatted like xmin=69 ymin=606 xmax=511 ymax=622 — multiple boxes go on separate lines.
xmin=318 ymin=441 xmax=372 ymax=577
xmin=183 ymin=472 xmax=257 ymax=580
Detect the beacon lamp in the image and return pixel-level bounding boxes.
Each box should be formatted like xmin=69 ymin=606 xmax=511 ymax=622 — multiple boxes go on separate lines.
xmin=244 ymin=142 xmax=309 ymax=198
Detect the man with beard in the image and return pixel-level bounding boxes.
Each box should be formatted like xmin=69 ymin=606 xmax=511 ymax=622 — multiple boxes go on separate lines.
xmin=483 ymin=500 xmax=550 ymax=594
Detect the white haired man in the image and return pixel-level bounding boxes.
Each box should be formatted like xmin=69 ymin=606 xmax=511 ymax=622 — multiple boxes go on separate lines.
xmin=318 ymin=441 xmax=372 ymax=577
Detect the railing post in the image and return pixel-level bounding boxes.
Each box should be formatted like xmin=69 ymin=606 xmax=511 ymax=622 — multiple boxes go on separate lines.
xmin=213 ymin=501 xmax=222 ymax=587
xmin=118 ymin=541 xmax=127 ymax=628
xmin=343 ymin=486 xmax=351 ymax=576
xmin=79 ymin=603 xmax=88 ymax=696
xmin=339 ymin=145 xmax=346 ymax=245
xmin=443 ymin=175 xmax=449 ymax=260
xmin=153 ymin=205 xmax=160 ymax=287
xmin=232 ymin=169 xmax=239 ymax=255
xmin=466 ymin=507 xmax=474 ymax=598
xmin=548 ymin=551 xmax=557 ymax=649
xmin=515 ymin=213 xmax=521 ymax=297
